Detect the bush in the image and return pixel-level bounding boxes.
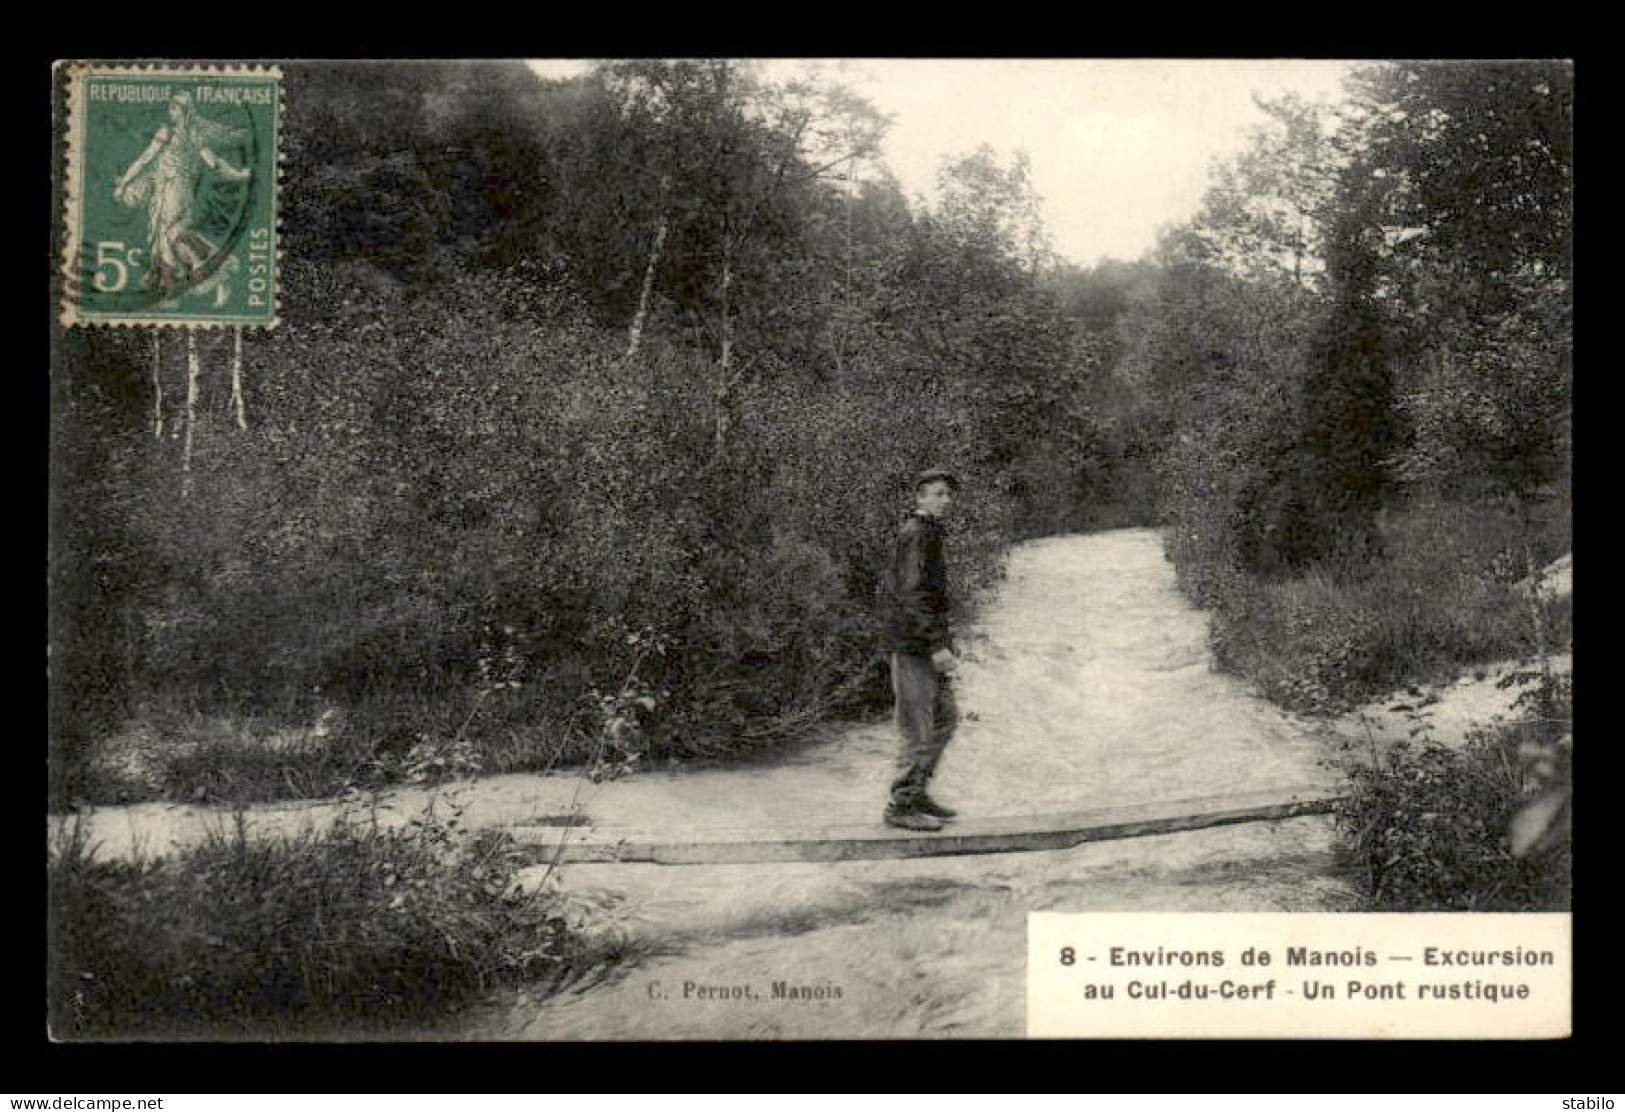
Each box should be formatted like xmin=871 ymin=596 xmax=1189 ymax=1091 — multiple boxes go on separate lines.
xmin=1211 ymin=561 xmax=1554 ymax=717
xmin=1210 ymin=570 xmax=1388 ymax=715
xmin=46 ymin=791 xmax=617 ymax=1038
xmin=1190 ymin=488 xmax=1569 ymax=716
xmin=1331 ymin=673 xmax=1571 ymax=910
xmin=53 ymin=255 xmax=1034 ymax=804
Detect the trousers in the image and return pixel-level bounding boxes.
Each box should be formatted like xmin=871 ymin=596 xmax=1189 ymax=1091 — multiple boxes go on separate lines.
xmin=889 ymin=650 xmax=958 ymax=807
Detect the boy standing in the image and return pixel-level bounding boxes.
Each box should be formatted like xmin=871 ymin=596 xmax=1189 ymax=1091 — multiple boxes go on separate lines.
xmin=880 ymin=469 xmax=961 ymax=831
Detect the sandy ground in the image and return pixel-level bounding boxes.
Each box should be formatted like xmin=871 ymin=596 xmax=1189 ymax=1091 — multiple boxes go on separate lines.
xmin=1329 ymin=652 xmax=1572 ymax=756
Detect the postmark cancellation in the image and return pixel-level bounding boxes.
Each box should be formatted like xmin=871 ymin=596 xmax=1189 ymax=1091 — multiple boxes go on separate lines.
xmin=57 ymin=63 xmax=282 ymax=329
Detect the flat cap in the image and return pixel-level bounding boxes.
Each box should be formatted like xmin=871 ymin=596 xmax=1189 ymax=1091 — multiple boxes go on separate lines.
xmin=915 ymin=468 xmax=961 ymax=491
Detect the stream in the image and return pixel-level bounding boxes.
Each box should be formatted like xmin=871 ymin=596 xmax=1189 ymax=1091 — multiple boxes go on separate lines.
xmin=460 ymin=527 xmax=1357 ymax=1040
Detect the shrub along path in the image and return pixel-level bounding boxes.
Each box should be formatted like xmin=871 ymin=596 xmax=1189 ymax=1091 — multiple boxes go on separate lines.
xmin=1323 ymin=550 xmax=1571 ymax=761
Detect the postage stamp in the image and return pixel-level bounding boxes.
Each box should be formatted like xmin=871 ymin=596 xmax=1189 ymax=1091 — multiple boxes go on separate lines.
xmin=57 ymin=63 xmax=281 ymax=328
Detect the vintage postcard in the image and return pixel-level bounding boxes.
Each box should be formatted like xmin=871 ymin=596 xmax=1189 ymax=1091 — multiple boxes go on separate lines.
xmin=47 ymin=58 xmax=1572 ymax=1043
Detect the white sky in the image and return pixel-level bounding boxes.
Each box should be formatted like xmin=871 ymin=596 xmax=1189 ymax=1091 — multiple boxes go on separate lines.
xmin=528 ymin=58 xmax=1360 ymax=267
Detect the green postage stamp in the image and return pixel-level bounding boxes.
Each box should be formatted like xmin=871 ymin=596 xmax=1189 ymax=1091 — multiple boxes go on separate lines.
xmin=58 ymin=64 xmax=281 ymax=328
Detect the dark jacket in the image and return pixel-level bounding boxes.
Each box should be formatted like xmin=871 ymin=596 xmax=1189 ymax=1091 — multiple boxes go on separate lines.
xmin=880 ymin=513 xmax=953 ymax=654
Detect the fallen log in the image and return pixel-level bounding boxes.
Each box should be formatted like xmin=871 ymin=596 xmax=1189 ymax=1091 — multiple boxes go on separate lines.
xmin=505 ymin=787 xmax=1344 ymax=866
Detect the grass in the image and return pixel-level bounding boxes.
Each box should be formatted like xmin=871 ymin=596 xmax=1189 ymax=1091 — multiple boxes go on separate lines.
xmin=65 ymin=685 xmax=602 ymax=809
xmin=46 ymin=787 xmax=637 ymax=1039
xmin=1214 ymin=563 xmax=1564 ymax=715
xmin=1207 ymin=493 xmax=1571 ymax=716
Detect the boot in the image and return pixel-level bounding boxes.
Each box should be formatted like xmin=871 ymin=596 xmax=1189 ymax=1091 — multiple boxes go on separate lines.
xmin=884 ymin=806 xmax=945 ymax=832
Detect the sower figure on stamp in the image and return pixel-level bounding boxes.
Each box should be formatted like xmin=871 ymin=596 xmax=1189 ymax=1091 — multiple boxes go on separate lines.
xmin=880 ymin=468 xmax=962 ymax=832
xmin=112 ymin=91 xmax=251 ymax=302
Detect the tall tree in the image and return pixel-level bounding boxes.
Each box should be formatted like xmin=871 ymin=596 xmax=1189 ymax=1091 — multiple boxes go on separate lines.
xmin=583 ymin=60 xmax=888 ymax=457
xmin=934 ymin=145 xmax=1054 ymax=276
xmin=1183 ymin=93 xmax=1344 ymax=289
xmin=1348 ymin=61 xmax=1573 ymax=502
xmin=1295 ymin=205 xmax=1395 ymax=566
xmin=1350 ymin=61 xmax=1572 ymax=303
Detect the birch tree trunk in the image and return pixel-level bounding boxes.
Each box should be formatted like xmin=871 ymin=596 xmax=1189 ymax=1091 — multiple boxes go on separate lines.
xmin=151 ymin=330 xmax=164 ymax=439
xmin=832 ymin=160 xmax=856 ymax=375
xmin=182 ymin=330 xmax=200 ymax=496
xmin=230 ymin=326 xmax=247 ymax=429
xmin=712 ymin=232 xmax=734 ymax=460
xmin=625 ymin=215 xmax=669 ymax=361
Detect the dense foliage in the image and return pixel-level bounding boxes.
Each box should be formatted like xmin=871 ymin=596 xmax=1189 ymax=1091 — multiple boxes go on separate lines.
xmin=50 ymin=61 xmax=1117 ymax=804
xmin=1122 ymin=61 xmax=1573 ymax=909
xmin=1332 ymin=670 xmax=1572 ymax=910
xmin=1124 ymin=63 xmax=1572 ymax=711
xmin=47 ymin=794 xmax=620 ymax=1038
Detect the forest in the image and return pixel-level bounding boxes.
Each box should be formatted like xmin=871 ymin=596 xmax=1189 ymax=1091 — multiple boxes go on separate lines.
xmin=50 ymin=60 xmax=1571 ymax=805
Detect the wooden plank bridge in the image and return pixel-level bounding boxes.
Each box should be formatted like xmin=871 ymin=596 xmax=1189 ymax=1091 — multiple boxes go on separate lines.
xmin=505 ymin=787 xmax=1345 ymax=866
